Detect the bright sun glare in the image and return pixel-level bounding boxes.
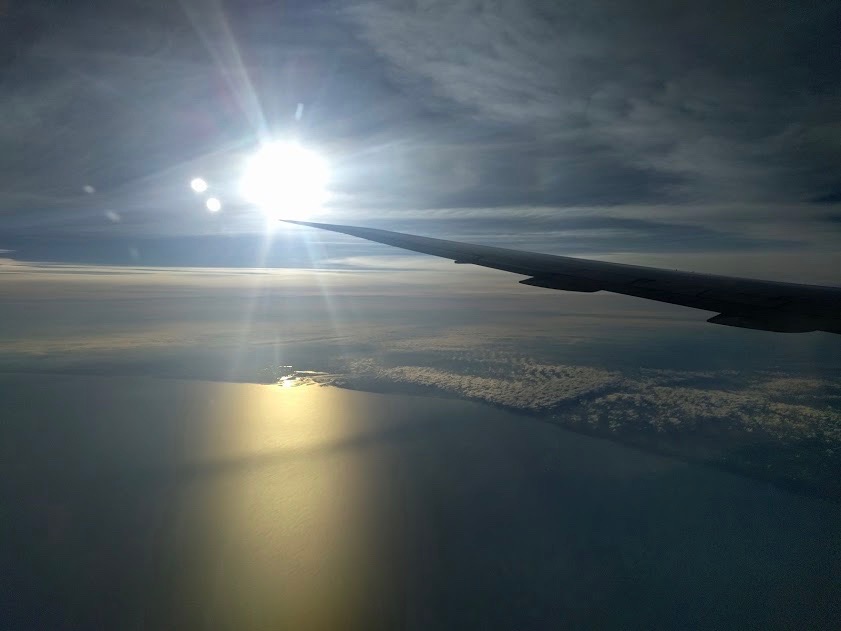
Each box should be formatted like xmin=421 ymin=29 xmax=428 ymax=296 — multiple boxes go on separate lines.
xmin=239 ymin=141 xmax=328 ymax=221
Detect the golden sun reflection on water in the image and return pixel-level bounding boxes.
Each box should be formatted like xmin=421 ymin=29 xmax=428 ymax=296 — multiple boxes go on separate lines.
xmin=170 ymin=382 xmax=400 ymax=630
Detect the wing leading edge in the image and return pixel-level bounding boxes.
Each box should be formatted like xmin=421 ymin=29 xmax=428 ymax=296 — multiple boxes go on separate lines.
xmin=284 ymin=220 xmax=841 ymax=334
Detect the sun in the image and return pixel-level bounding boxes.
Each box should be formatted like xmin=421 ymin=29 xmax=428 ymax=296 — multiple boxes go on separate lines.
xmin=239 ymin=141 xmax=328 ymax=221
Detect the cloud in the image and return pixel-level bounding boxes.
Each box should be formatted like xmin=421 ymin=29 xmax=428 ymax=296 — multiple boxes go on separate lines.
xmin=0 ymin=0 xmax=838 ymax=264
xmin=332 ymin=357 xmax=622 ymax=412
xmin=2 ymin=256 xmax=839 ymax=496
xmin=574 ymin=385 xmax=841 ymax=445
xmin=314 ymin=346 xmax=841 ymax=497
xmin=347 ymin=0 xmax=841 ymax=205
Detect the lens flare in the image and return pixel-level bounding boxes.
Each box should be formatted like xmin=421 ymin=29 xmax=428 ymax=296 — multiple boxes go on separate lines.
xmin=190 ymin=177 xmax=208 ymax=193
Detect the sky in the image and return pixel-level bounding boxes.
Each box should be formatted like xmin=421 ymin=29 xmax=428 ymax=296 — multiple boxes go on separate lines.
xmin=0 ymin=0 xmax=840 ymax=275
xmin=1 ymin=0 xmax=841 ymax=498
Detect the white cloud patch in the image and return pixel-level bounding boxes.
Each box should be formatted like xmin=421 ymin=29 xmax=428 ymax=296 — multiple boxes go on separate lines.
xmin=331 ymin=357 xmax=621 ymax=413
xmin=574 ymin=386 xmax=841 ymax=447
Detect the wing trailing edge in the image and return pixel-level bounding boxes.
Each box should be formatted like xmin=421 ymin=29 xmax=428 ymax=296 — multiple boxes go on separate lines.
xmin=284 ymin=220 xmax=841 ymax=334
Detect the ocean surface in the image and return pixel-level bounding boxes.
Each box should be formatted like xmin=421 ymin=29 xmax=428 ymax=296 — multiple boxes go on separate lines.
xmin=2 ymin=373 xmax=839 ymax=630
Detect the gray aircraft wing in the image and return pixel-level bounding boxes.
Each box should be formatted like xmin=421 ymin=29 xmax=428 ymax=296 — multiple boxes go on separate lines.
xmin=284 ymin=220 xmax=841 ymax=334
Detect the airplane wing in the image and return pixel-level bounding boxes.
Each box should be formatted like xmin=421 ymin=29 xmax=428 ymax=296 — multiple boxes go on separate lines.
xmin=284 ymin=220 xmax=841 ymax=334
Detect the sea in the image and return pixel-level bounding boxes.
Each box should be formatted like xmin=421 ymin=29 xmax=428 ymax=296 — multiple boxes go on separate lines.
xmin=1 ymin=373 xmax=838 ymax=630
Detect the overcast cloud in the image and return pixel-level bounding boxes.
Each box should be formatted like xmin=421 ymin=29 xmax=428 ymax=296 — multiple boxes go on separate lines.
xmin=0 ymin=0 xmax=839 ymax=276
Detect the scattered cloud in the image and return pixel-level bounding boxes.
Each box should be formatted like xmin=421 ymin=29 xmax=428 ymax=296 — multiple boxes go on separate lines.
xmin=331 ymin=357 xmax=622 ymax=412
xmin=311 ymin=347 xmax=841 ymax=498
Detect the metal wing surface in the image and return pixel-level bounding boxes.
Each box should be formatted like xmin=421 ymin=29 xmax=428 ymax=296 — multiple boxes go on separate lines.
xmin=284 ymin=220 xmax=841 ymax=334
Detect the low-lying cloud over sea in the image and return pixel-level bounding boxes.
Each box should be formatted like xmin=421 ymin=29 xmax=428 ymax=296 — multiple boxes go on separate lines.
xmin=3 ymin=258 xmax=839 ymax=499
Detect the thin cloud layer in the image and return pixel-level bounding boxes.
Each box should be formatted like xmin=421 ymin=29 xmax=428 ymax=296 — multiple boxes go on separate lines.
xmin=2 ymin=261 xmax=840 ymax=497
xmin=348 ymin=0 xmax=841 ymax=203
xmin=0 ymin=0 xmax=839 ymax=273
